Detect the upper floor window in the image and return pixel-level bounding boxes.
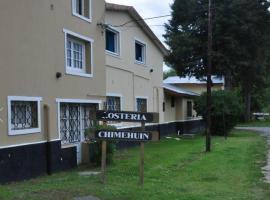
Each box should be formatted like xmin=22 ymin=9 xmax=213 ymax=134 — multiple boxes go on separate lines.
xmin=106 ymin=28 xmax=120 ymax=56
xmin=136 ymin=98 xmax=147 ymax=112
xmin=8 ymin=96 xmax=42 ymax=135
xmin=72 ymin=0 xmax=91 ymax=22
xmin=67 ymin=37 xmax=85 ymax=73
xmin=135 ymin=40 xmax=146 ymax=64
xmin=64 ymin=29 xmax=94 ymax=78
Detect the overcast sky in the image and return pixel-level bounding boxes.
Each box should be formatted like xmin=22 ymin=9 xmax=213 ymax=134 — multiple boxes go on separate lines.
xmin=106 ymin=0 xmax=173 ymax=71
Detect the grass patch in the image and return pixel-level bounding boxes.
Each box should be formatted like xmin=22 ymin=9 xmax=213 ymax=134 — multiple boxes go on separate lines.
xmin=237 ymin=120 xmax=270 ymax=127
xmin=0 ymin=130 xmax=270 ymax=200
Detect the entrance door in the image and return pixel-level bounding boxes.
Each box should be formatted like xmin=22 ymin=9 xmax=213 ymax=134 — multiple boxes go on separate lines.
xmin=60 ymin=103 xmax=97 ymax=164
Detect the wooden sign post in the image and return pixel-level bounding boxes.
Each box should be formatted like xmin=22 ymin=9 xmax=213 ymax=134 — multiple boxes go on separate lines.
xmin=101 ymin=140 xmax=107 ymax=184
xmin=95 ymin=110 xmax=158 ymax=186
xmin=140 ymin=122 xmax=145 ymax=186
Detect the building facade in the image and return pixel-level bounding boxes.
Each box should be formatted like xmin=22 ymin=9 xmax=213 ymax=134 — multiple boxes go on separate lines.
xmin=0 ymin=0 xmax=107 ymax=183
xmin=104 ymin=4 xmax=167 ymax=125
xmin=0 ymin=1 xmax=204 ymax=183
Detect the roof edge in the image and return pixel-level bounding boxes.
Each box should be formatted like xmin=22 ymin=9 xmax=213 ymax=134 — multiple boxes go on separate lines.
xmin=105 ymin=3 xmax=169 ymax=56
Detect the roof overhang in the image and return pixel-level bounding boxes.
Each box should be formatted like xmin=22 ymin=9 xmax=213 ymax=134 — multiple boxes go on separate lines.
xmin=163 ymin=84 xmax=200 ymax=98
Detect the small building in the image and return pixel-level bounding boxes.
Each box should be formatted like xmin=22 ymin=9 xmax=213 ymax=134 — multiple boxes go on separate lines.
xmin=164 ymin=76 xmax=225 ymax=94
xmin=163 ymin=83 xmax=199 ymax=122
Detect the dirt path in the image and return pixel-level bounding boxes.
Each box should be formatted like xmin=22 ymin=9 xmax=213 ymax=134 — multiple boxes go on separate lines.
xmin=235 ymin=127 xmax=270 ymax=183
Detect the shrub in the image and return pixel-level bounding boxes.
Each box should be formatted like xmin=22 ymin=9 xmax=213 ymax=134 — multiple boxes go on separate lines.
xmin=194 ymin=90 xmax=244 ymax=136
xmin=85 ymin=124 xmax=117 ymax=166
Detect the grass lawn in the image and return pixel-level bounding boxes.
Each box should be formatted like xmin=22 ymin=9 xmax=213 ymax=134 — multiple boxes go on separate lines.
xmin=0 ymin=130 xmax=270 ymax=200
xmin=237 ymin=120 xmax=270 ymax=127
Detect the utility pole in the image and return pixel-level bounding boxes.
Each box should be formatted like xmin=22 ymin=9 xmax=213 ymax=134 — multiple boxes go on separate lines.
xmin=206 ymin=0 xmax=213 ymax=152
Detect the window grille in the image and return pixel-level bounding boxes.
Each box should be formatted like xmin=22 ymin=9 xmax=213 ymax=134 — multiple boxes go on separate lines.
xmin=136 ymin=98 xmax=147 ymax=112
xmin=11 ymin=101 xmax=38 ymax=130
xmin=104 ymin=96 xmax=121 ymax=111
xmin=60 ymin=103 xmax=97 ymax=144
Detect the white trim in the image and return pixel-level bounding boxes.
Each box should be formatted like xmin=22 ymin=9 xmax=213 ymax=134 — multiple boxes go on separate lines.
xmin=63 ymin=29 xmax=94 ymax=43
xmin=135 ymin=96 xmax=148 ymax=112
xmin=63 ymin=28 xmax=94 ymax=78
xmin=72 ymin=0 xmax=92 ymax=23
xmin=66 ymin=71 xmax=93 ymax=78
xmin=7 ymin=96 xmax=43 ymax=136
xmin=105 ymin=26 xmax=121 ymax=57
xmin=56 ymin=98 xmax=102 ymax=104
xmin=0 ymin=139 xmax=61 ymax=150
xmin=134 ymin=38 xmax=147 ymax=65
xmin=106 ymin=93 xmax=123 ymax=110
xmin=56 ymin=98 xmax=102 ymax=142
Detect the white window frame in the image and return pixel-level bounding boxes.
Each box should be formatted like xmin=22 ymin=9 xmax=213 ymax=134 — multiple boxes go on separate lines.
xmin=7 ymin=96 xmax=42 ymax=136
xmin=134 ymin=38 xmax=147 ymax=65
xmin=135 ymin=96 xmax=148 ymax=112
xmin=105 ymin=27 xmax=121 ymax=57
xmin=56 ymin=98 xmax=102 ymax=142
xmin=72 ymin=0 xmax=92 ymax=23
xmin=66 ymin=37 xmax=86 ymax=74
xmin=63 ymin=29 xmax=94 ymax=78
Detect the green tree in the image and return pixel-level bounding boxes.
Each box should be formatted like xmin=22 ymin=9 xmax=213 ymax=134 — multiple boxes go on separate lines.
xmin=164 ymin=0 xmax=270 ymax=121
xmin=194 ymin=90 xmax=243 ymax=136
xmin=163 ymin=68 xmax=177 ymax=79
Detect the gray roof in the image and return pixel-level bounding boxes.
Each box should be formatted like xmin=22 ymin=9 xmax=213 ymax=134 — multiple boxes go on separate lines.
xmin=105 ymin=3 xmax=168 ymax=56
xmin=163 ymin=83 xmax=200 ymax=97
xmin=163 ymin=76 xmax=225 ymax=85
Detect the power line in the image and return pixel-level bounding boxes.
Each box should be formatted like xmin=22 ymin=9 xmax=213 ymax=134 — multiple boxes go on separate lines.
xmin=112 ymin=14 xmax=171 ymax=27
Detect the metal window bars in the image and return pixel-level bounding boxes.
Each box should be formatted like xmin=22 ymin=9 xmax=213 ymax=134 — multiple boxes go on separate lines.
xmin=60 ymin=103 xmax=97 ymax=144
xmin=11 ymin=101 xmax=38 ymax=130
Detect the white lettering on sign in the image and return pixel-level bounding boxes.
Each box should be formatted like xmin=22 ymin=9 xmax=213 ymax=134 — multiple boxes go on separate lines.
xmin=101 ymin=112 xmax=148 ymax=121
xmin=96 ymin=131 xmax=151 ymax=141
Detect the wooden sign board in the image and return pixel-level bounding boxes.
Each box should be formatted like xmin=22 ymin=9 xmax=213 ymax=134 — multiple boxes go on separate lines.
xmin=95 ymin=130 xmax=152 ymax=141
xmin=96 ymin=110 xmax=159 ymax=123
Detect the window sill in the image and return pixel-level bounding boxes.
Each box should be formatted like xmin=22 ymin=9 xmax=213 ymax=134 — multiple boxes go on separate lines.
xmin=66 ymin=70 xmax=93 ymax=78
xmin=61 ymin=143 xmax=77 ymax=149
xmin=135 ymin=60 xmax=147 ymax=66
xmin=106 ymin=50 xmax=121 ymax=59
xmin=8 ymin=128 xmax=41 ymax=136
xmin=72 ymin=13 xmax=92 ymax=23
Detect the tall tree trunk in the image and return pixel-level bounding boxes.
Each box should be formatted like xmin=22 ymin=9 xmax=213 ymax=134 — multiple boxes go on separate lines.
xmin=243 ymin=82 xmax=252 ymax=121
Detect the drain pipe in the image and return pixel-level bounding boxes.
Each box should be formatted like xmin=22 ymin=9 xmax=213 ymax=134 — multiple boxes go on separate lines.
xmin=44 ymin=104 xmax=52 ymax=175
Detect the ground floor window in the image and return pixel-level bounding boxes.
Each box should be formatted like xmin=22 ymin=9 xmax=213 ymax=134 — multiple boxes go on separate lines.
xmin=136 ymin=98 xmax=147 ymax=112
xmin=8 ymin=96 xmax=42 ymax=135
xmin=105 ymin=96 xmax=121 ymax=111
xmin=60 ymin=103 xmax=97 ymax=144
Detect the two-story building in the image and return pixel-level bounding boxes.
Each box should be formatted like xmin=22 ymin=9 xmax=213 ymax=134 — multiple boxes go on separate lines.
xmin=104 ymin=3 xmax=167 ymax=125
xmin=0 ymin=1 xmax=204 ymax=183
xmin=0 ymin=0 xmax=108 ymax=183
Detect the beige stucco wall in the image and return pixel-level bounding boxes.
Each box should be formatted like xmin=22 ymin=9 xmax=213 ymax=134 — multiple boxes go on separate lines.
xmin=105 ymin=11 xmax=164 ymax=122
xmin=175 ymin=84 xmax=224 ymax=95
xmin=164 ymin=93 xmax=197 ymax=122
xmin=0 ymin=0 xmax=106 ymax=147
